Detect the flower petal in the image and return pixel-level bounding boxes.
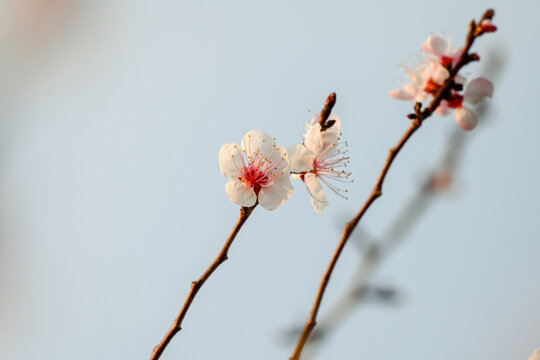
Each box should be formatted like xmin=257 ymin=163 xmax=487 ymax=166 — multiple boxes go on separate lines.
xmin=240 ymin=130 xmax=273 ymax=158
xmin=464 ymin=77 xmax=494 ymax=105
xmin=310 ymin=113 xmax=321 ymax=127
xmin=219 ymin=143 xmax=244 ymax=180
xmin=430 ymin=61 xmax=450 ymax=84
xmin=258 ymin=176 xmax=294 ymax=211
xmin=304 ymin=123 xmax=324 ymax=154
xmin=304 ymin=173 xmax=328 ymax=214
xmin=455 ymin=107 xmax=478 ymax=131
xmin=389 ymin=88 xmax=414 ymax=100
xmin=421 ymin=36 xmax=448 ymax=57
xmin=225 ymin=180 xmax=257 ymax=207
xmin=288 ymin=144 xmax=314 ymax=173
xmin=266 ymin=144 xmax=289 ymax=175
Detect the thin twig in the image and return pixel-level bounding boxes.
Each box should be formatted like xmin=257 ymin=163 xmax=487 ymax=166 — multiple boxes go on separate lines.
xmin=289 ymin=9 xmax=495 ymax=359
xmin=150 ymin=205 xmax=257 ymax=360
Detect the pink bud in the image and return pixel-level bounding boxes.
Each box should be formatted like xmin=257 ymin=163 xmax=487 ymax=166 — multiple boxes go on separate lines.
xmin=455 ymin=107 xmax=478 ymax=131
xmin=464 ymin=77 xmax=494 ymax=104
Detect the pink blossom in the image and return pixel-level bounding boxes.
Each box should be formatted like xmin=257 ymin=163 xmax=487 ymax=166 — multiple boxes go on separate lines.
xmin=390 ymin=36 xmax=494 ymax=131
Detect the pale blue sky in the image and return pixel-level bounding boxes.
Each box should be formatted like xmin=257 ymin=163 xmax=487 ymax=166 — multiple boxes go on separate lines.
xmin=0 ymin=1 xmax=538 ymax=359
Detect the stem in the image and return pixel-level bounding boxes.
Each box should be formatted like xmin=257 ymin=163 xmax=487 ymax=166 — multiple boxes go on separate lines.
xmin=289 ymin=10 xmax=494 ymax=359
xmin=289 ymin=118 xmax=421 ymax=360
xmin=150 ymin=205 xmax=256 ymax=360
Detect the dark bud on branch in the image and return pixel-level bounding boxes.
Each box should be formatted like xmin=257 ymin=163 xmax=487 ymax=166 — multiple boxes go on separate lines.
xmin=319 ymin=92 xmax=337 ymax=131
xmin=469 ymin=53 xmax=480 ymax=62
xmin=483 ymin=9 xmax=495 ymax=21
xmin=452 ymin=83 xmax=464 ymax=91
xmin=322 ymin=119 xmax=336 ymax=130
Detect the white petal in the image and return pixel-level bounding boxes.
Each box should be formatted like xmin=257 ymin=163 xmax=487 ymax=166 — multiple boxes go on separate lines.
xmin=304 ymin=123 xmax=324 ymax=154
xmin=455 ymin=107 xmax=478 ymax=131
xmin=225 ymin=180 xmax=257 ymax=207
xmin=464 ymin=77 xmax=494 ymax=105
xmin=389 ymin=88 xmax=414 ymax=100
xmin=310 ymin=196 xmax=328 ymax=215
xmin=529 ymin=348 xmax=540 ymax=360
xmin=421 ymin=36 xmax=448 ymax=56
xmin=288 ymin=144 xmax=314 ymax=173
xmin=304 ymin=173 xmax=328 ymax=214
xmin=240 ymin=130 xmax=273 ymax=158
xmin=319 ymin=131 xmax=340 ymax=155
xmin=431 ymin=61 xmax=450 ymax=84
xmin=266 ymin=145 xmax=290 ymax=175
xmin=310 ymin=113 xmax=321 ymax=127
xmin=219 ymin=143 xmax=243 ymax=180
xmin=258 ymin=176 xmax=294 ymax=211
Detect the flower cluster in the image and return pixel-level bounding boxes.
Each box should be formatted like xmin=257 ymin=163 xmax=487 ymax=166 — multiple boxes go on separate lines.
xmin=219 ymin=111 xmax=351 ymax=213
xmin=390 ymin=34 xmax=495 ymax=131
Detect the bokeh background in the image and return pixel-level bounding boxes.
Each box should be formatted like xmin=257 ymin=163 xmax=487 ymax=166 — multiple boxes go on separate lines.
xmin=0 ymin=0 xmax=538 ymax=359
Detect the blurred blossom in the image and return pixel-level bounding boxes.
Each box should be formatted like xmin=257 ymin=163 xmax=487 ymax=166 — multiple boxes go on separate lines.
xmin=390 ymin=35 xmax=495 ymax=131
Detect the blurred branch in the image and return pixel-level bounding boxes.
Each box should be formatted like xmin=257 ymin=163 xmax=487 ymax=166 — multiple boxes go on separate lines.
xmin=288 ymin=9 xmax=497 ymax=359
xmin=284 ymin=41 xmax=505 ymax=360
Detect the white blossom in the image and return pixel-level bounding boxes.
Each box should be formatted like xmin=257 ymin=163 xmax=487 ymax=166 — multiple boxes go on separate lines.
xmin=288 ymin=114 xmax=351 ymax=214
xmin=219 ymin=130 xmax=293 ymax=210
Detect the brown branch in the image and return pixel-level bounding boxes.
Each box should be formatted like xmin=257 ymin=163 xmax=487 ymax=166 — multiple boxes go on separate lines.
xmin=289 ymin=9 xmax=495 ymax=360
xmin=150 ymin=205 xmax=256 ymax=360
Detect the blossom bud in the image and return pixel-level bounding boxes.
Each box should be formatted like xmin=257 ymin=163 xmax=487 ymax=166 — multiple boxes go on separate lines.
xmin=464 ymin=77 xmax=494 ymax=104
xmin=454 ymin=107 xmax=478 ymax=131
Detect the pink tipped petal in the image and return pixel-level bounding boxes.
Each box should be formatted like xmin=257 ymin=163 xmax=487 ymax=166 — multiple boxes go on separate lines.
xmin=455 ymin=107 xmax=478 ymax=131
xmin=421 ymin=36 xmax=448 ymax=56
xmin=258 ymin=176 xmax=294 ymax=210
xmin=389 ymin=89 xmax=413 ymax=100
xmin=287 ymin=144 xmax=315 ymax=173
xmin=225 ymin=180 xmax=257 ymax=207
xmin=464 ymin=77 xmax=494 ymax=104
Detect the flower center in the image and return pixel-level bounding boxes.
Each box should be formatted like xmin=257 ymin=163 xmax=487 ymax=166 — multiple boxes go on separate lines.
xmin=239 ymin=165 xmax=272 ymax=195
xmin=235 ymin=140 xmax=284 ymax=195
